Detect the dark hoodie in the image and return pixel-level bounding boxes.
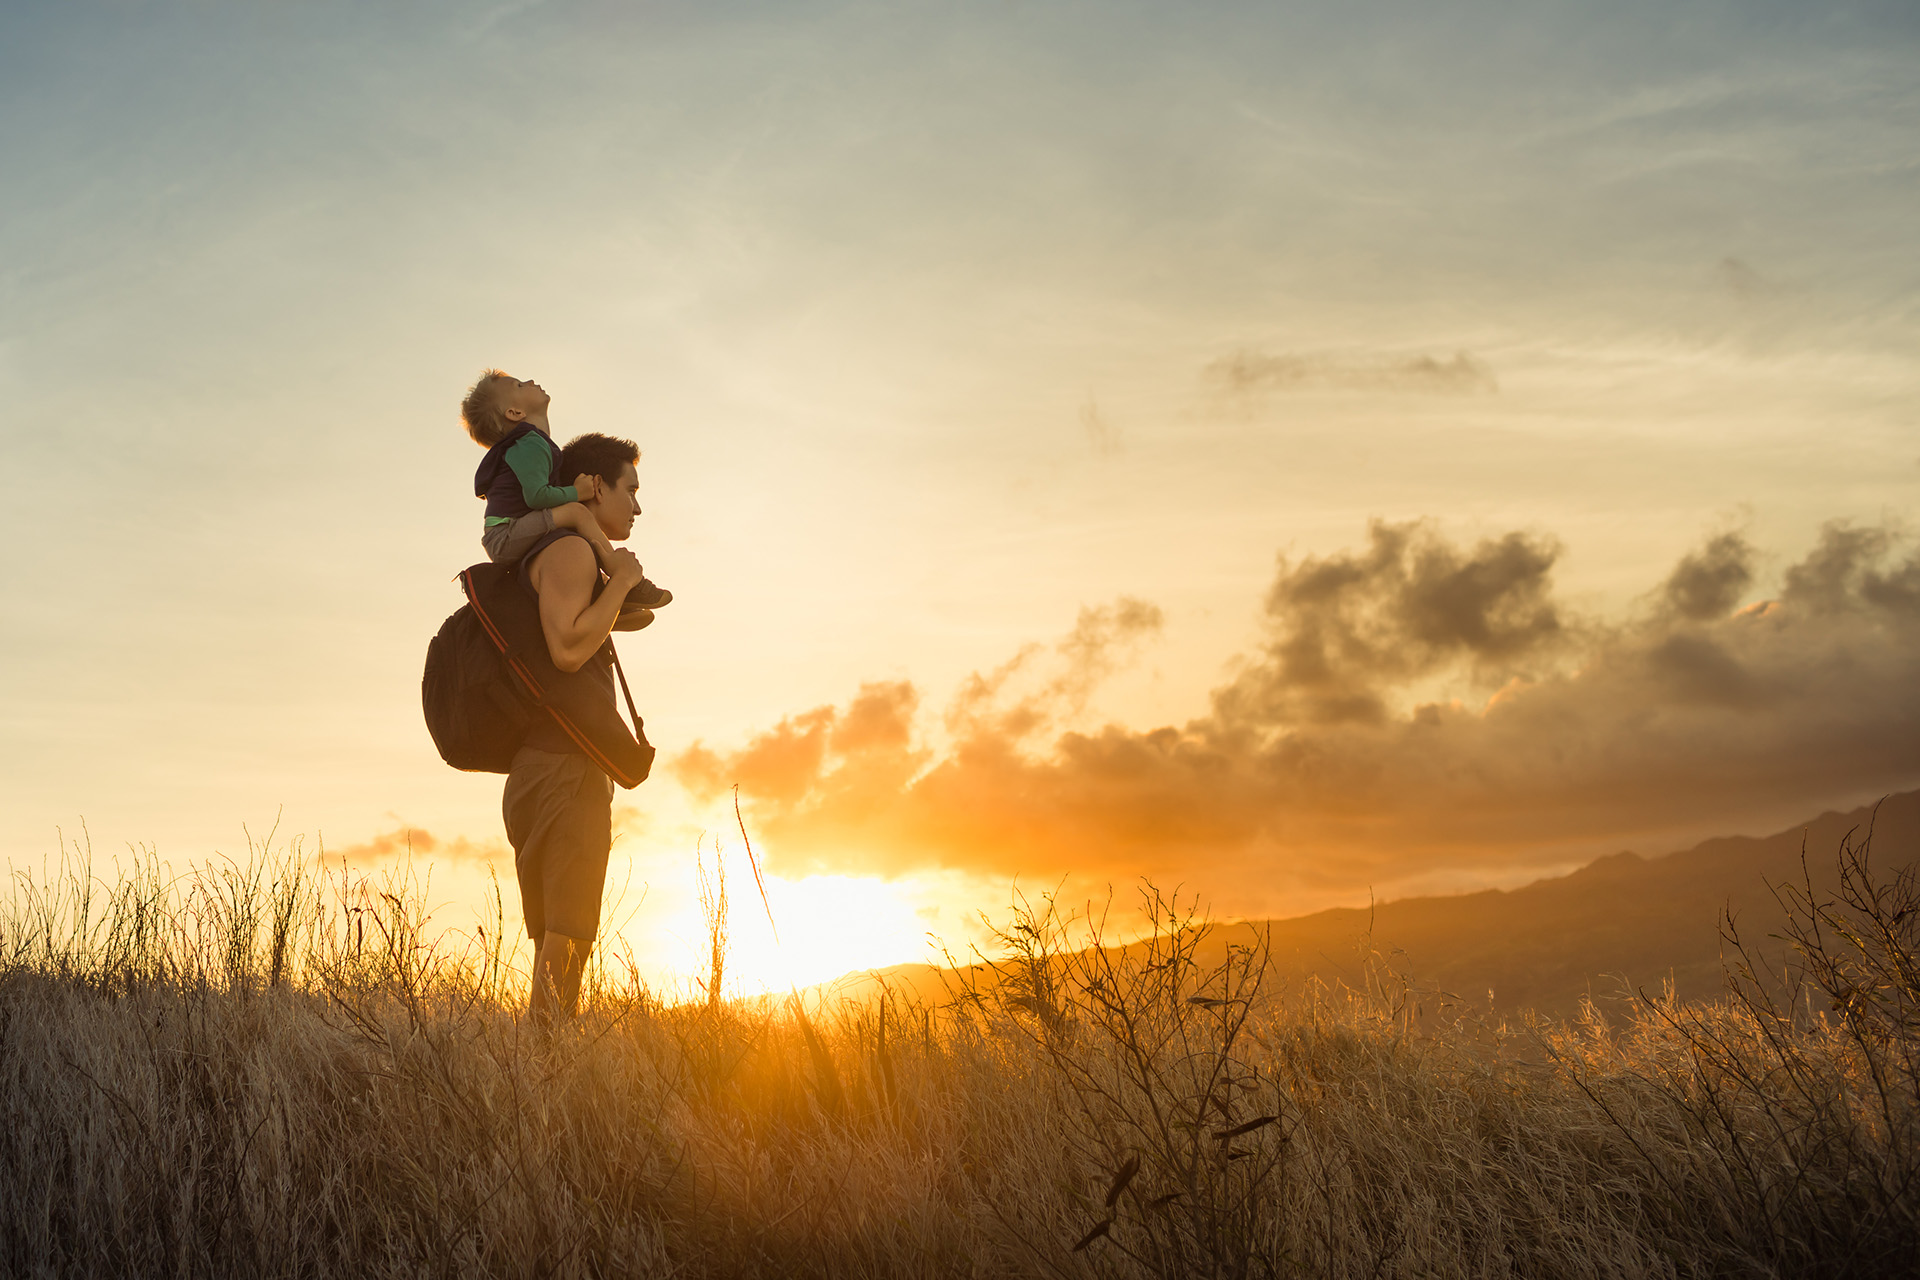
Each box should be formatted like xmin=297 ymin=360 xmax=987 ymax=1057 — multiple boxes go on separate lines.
xmin=474 ymin=425 xmax=578 ymax=521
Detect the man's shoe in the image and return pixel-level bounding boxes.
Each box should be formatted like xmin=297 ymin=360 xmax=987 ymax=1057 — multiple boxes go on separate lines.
xmin=613 ymin=606 xmax=655 ymax=632
xmin=626 ymin=579 xmax=672 ymax=609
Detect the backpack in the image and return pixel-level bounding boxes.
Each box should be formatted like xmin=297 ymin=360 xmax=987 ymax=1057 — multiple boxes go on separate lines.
xmin=422 ymin=563 xmax=656 ymax=789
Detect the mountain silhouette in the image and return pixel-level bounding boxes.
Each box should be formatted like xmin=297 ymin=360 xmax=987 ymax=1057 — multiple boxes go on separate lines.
xmin=829 ymin=789 xmax=1920 ymax=1020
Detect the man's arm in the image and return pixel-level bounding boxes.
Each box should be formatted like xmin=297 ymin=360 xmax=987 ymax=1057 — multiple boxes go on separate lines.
xmin=527 ymin=537 xmax=645 ymax=672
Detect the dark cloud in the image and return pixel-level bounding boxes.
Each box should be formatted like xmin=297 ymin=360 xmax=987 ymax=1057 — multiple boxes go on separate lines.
xmin=1643 ymin=633 xmax=1763 ymax=709
xmin=1663 ymin=531 xmax=1753 ymax=620
xmin=1209 ymin=350 xmax=1497 ymax=396
xmin=1214 ymin=520 xmax=1564 ymax=728
xmin=675 ymin=520 xmax=1920 ymax=911
xmin=1783 ymin=523 xmax=1919 ymax=613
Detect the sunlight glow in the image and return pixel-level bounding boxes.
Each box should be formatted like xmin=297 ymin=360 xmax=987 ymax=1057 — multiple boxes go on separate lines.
xmin=635 ymin=870 xmax=948 ymax=997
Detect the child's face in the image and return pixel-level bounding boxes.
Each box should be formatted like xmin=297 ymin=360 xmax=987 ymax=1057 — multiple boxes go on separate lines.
xmin=496 ymin=375 xmax=550 ymax=424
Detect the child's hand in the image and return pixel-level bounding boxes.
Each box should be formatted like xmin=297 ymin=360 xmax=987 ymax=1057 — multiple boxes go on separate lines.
xmin=572 ymin=473 xmax=601 ymax=501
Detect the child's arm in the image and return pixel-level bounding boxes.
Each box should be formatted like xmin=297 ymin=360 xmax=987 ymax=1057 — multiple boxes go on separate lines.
xmin=502 ymin=434 xmax=582 ymax=511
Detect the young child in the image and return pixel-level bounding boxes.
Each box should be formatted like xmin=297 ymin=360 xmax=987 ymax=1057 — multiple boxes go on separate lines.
xmin=461 ymin=370 xmax=671 ymax=626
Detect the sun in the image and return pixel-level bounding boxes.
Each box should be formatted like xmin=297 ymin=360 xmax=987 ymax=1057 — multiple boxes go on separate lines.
xmin=613 ymin=867 xmax=968 ymax=999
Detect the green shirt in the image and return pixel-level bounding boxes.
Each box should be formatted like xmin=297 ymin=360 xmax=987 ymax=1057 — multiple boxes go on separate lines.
xmin=484 ymin=432 xmax=578 ymax=526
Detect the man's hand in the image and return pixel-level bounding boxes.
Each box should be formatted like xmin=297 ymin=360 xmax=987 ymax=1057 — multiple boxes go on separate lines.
xmin=602 ymin=547 xmax=645 ymax=588
xmin=572 ymin=473 xmax=601 ymax=501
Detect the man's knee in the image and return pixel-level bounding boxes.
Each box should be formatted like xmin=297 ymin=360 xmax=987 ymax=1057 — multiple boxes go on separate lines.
xmin=540 ymin=931 xmax=593 ymax=962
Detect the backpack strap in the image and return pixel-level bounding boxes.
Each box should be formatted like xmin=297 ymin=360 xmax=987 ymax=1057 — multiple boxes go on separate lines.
xmin=521 ymin=529 xmax=642 ymax=731
xmin=460 ymin=560 xmax=655 ymax=789
xmin=608 ymin=643 xmax=643 ymax=740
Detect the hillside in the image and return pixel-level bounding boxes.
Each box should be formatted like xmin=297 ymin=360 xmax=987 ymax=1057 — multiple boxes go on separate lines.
xmin=7 ymin=807 xmax=1918 ymax=1275
xmin=830 ymin=789 xmax=1920 ymax=1019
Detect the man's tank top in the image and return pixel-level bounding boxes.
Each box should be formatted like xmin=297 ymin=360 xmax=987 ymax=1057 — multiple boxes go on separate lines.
xmin=516 ymin=529 xmax=615 ymax=755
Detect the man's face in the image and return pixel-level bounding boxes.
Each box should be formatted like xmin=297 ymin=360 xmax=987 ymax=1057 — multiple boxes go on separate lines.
xmin=584 ymin=462 xmax=641 ymax=541
xmin=496 ymin=375 xmax=550 ymax=423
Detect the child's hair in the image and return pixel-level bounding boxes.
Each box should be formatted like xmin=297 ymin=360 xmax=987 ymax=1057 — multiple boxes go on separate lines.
xmin=557 ymin=432 xmax=641 ymax=487
xmin=460 ymin=369 xmax=514 ymax=446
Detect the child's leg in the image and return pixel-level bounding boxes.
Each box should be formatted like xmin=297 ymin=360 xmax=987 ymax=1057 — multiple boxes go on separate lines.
xmin=548 ymin=502 xmax=618 ymax=567
xmin=480 ymin=521 xmax=517 ymax=565
xmin=484 ymin=511 xmax=557 ymax=566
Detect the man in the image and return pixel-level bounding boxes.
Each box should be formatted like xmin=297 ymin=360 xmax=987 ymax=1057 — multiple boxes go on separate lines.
xmin=503 ymin=430 xmax=648 ymax=1024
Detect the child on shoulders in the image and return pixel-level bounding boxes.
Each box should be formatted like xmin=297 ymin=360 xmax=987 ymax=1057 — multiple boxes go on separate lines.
xmin=461 ymin=370 xmax=671 ymax=627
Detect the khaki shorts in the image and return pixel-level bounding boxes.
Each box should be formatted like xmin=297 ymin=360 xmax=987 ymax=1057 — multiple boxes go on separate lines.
xmin=503 ymin=747 xmax=614 ymax=942
xmin=481 ymin=508 xmax=558 ymax=567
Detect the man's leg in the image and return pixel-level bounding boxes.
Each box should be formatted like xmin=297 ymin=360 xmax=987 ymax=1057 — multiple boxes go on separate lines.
xmin=530 ymin=931 xmax=594 ymax=1025
xmin=506 ymin=749 xmax=613 ymax=1028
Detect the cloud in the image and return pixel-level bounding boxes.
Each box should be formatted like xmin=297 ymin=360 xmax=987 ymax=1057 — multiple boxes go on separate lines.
xmin=675 ymin=600 xmax=1163 ymax=819
xmin=1214 ymin=521 xmax=1565 ymax=728
xmin=1662 ymin=531 xmax=1753 ymax=621
xmin=943 ymin=598 xmax=1165 ymax=740
xmin=1208 ymin=350 xmax=1498 ymax=396
xmin=324 ymin=825 xmax=505 ymax=868
xmin=674 ymin=520 xmax=1920 ymax=913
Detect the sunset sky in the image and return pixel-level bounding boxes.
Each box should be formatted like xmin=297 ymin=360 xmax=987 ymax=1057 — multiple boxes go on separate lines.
xmin=4 ymin=1 xmax=1917 ymax=990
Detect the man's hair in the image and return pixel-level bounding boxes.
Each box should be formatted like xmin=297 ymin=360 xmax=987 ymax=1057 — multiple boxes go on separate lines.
xmin=558 ymin=432 xmax=641 ymax=488
xmin=460 ymin=369 xmax=514 ymax=446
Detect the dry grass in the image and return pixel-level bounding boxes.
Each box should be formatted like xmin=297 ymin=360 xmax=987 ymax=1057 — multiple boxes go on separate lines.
xmin=0 ymin=824 xmax=1914 ymax=1278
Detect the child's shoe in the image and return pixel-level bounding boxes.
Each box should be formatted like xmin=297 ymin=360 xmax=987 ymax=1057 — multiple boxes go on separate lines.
xmin=626 ymin=578 xmax=672 ymax=610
